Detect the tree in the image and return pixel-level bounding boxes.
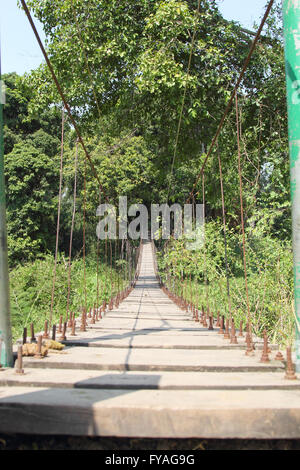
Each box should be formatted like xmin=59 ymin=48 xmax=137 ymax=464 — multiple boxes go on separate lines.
xmin=3 ymin=72 xmax=62 ymax=153
xmin=3 ymin=73 xmax=64 ymax=264
xmin=5 ymin=142 xmax=59 ymax=263
xmin=18 ymin=1 xmax=291 ymax=241
xmin=24 ymin=1 xmax=253 ymax=177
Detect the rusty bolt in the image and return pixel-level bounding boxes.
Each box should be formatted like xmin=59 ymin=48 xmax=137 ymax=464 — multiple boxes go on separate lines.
xmin=52 ymin=324 xmax=56 ymax=341
xmin=15 ymin=345 xmax=24 ymax=375
xmin=275 ymin=350 xmax=284 ymax=361
xmin=285 ymin=346 xmax=297 ymax=380
xmin=60 ymin=322 xmax=67 ymax=341
xmin=218 ymin=315 xmax=225 ymax=335
xmin=224 ymin=319 xmax=230 ymax=340
xmin=30 ymin=323 xmax=36 ymax=343
xmin=260 ymin=329 xmax=270 ymax=363
xmin=22 ymin=327 xmax=27 ymax=345
xmin=71 ymin=319 xmax=77 ymax=336
xmin=34 ymin=335 xmax=43 ymax=358
xmin=43 ymin=320 xmax=49 ymax=339
xmin=230 ymin=320 xmax=238 ymax=344
xmin=245 ymin=332 xmax=255 ymax=356
xmin=244 ymin=323 xmax=255 ymax=351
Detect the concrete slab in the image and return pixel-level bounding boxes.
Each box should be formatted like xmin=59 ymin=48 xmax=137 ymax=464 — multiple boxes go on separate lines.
xmin=22 ymin=346 xmax=284 ymax=372
xmin=0 ymin=369 xmax=295 ymax=391
xmin=59 ymin=325 xmax=266 ymax=343
xmin=92 ymin=318 xmax=204 ymax=329
xmin=105 ymin=314 xmax=191 ymax=320
xmin=1 ymin=387 xmax=300 ymax=438
xmin=61 ymin=334 xmax=254 ymax=350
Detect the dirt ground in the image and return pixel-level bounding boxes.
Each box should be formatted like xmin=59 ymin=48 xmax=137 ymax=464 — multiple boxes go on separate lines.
xmin=0 ymin=434 xmax=300 ymax=450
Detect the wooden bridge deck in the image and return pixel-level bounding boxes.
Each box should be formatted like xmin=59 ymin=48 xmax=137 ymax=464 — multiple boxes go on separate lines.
xmin=0 ymin=241 xmax=299 ymax=439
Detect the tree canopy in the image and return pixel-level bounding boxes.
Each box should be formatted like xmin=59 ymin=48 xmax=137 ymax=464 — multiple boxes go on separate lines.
xmin=3 ymin=0 xmax=290 ymax=267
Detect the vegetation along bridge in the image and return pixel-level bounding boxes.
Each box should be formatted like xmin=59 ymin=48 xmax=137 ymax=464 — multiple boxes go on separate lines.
xmin=1 ymin=0 xmax=300 ymax=440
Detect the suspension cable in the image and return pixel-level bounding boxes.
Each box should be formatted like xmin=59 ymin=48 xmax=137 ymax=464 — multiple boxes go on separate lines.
xmin=66 ymin=138 xmax=79 ymax=321
xmin=235 ymin=91 xmax=252 ymax=344
xmin=217 ymin=141 xmax=232 ymax=322
xmin=104 ymin=233 xmax=108 ymax=308
xmin=96 ymin=188 xmax=102 ymax=309
xmin=49 ymin=109 xmax=65 ymax=326
xmin=109 ymin=239 xmax=113 ymax=304
xmin=202 ymin=173 xmax=209 ymax=314
xmin=83 ymin=154 xmax=87 ymax=312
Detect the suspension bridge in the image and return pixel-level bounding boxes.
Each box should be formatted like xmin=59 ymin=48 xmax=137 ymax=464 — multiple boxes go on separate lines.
xmin=0 ymin=239 xmax=299 ymax=439
xmin=1 ymin=0 xmax=300 ymax=441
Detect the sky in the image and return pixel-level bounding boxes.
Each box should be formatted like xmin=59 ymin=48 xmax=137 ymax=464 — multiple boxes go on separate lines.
xmin=218 ymin=0 xmax=269 ymax=31
xmin=0 ymin=0 xmax=270 ymax=76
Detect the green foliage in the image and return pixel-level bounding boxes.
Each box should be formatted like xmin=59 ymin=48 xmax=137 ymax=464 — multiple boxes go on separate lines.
xmin=24 ymin=0 xmax=255 ymax=171
xmin=19 ymin=1 xmax=290 ymax=222
xmin=5 ymin=142 xmax=59 ymax=263
xmin=9 ymin=254 xmax=127 ymax=341
xmin=3 ymin=73 xmax=64 ymax=265
xmin=158 ymin=220 xmax=294 ymax=346
xmin=86 ymin=134 xmax=159 ymax=207
xmin=3 ymin=73 xmax=61 ymax=151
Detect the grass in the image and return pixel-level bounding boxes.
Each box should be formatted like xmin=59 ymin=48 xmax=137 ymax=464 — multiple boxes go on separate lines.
xmin=173 ymin=273 xmax=295 ymax=348
xmin=157 ymin=228 xmax=295 ymax=349
xmin=9 ymin=253 xmax=130 ymax=341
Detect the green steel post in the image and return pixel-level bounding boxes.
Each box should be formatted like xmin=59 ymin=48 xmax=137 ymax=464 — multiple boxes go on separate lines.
xmin=283 ymin=0 xmax=300 ymax=371
xmin=0 ymin=52 xmax=13 ymax=367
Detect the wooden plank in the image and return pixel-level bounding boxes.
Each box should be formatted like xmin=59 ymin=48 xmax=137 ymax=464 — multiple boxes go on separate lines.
xmin=1 ymin=387 xmax=300 ymax=438
xmin=0 ymin=369 xmax=296 ymax=391
xmin=21 ymin=346 xmax=284 ymax=372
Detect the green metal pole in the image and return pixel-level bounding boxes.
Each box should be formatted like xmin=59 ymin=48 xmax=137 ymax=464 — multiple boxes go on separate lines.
xmin=0 ymin=49 xmax=13 ymax=367
xmin=283 ymin=1 xmax=300 ymax=371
